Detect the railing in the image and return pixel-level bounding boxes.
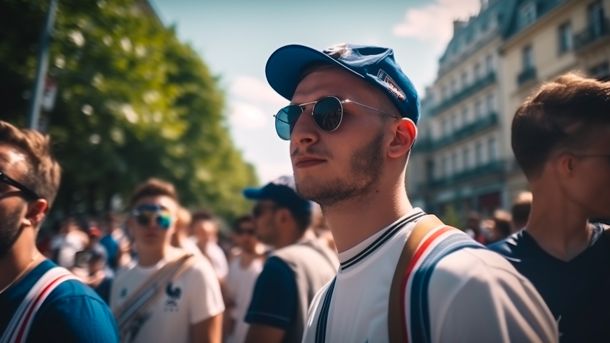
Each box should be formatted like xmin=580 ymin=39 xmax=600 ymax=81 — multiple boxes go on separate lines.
xmin=517 ymin=67 xmax=537 ymax=85
xmin=429 ymin=72 xmax=496 ymax=116
xmin=428 ymin=160 xmax=505 ymax=189
xmin=428 ymin=112 xmax=498 ymax=150
xmin=574 ymin=18 xmax=610 ymax=51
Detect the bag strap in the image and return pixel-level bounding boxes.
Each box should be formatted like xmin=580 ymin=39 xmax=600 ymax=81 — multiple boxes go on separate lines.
xmin=114 ymin=253 xmax=195 ymax=335
xmin=388 ymin=214 xmax=446 ymax=343
xmin=388 ymin=215 xmax=483 ymax=343
xmin=1 ymin=266 xmax=77 ymax=343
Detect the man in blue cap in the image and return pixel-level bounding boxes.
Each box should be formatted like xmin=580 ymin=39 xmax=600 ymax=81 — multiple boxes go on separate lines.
xmin=242 ymin=175 xmax=338 ymax=343
xmin=265 ymin=43 xmax=558 ymax=342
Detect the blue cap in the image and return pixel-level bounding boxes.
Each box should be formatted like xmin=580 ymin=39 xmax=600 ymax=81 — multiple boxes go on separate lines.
xmin=243 ymin=176 xmax=312 ymax=214
xmin=265 ymin=43 xmax=420 ymax=123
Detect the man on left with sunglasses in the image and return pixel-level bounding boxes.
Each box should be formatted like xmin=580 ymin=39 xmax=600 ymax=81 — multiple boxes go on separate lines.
xmin=110 ymin=178 xmax=224 ymax=343
xmin=0 ymin=120 xmax=119 ymax=342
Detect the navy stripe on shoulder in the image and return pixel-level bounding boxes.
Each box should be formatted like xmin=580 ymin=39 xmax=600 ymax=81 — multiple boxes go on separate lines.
xmin=340 ymin=210 xmax=426 ymax=270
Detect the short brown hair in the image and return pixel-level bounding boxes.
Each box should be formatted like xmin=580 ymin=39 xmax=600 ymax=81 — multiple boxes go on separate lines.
xmin=0 ymin=121 xmax=61 ymax=207
xmin=512 ymin=73 xmax=610 ymax=179
xmin=129 ymin=178 xmax=178 ymax=208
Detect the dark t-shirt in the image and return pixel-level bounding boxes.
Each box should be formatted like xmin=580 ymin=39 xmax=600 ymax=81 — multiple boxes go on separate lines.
xmin=488 ymin=224 xmax=610 ymax=343
xmin=245 ymin=256 xmax=297 ymax=330
xmin=0 ymin=259 xmax=119 ymax=343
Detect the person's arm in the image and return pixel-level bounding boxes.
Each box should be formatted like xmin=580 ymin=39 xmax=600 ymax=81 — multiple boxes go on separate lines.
xmin=245 ymin=324 xmax=286 ymax=343
xmin=244 ymin=256 xmax=297 ymax=343
xmin=191 ymin=314 xmax=223 ymax=343
xmin=427 ymin=249 xmax=558 ymax=342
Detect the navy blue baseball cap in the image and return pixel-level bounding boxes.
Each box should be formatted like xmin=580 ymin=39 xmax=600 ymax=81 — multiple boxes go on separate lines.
xmin=265 ymin=43 xmax=421 ymax=123
xmin=243 ymin=176 xmax=312 ymax=214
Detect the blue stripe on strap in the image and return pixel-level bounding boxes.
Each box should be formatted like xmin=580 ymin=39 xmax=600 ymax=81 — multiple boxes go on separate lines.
xmin=409 ymin=232 xmax=483 ymax=343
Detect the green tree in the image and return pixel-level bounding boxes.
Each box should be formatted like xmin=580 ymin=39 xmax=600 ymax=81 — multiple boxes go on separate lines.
xmin=0 ymin=0 xmax=258 ymax=220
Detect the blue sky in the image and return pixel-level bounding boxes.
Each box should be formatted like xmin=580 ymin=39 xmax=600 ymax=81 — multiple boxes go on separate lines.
xmin=151 ymin=0 xmax=480 ymax=183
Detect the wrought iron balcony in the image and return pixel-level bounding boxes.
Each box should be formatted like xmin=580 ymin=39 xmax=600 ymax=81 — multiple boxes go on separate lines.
xmin=429 ymin=72 xmax=496 ymax=116
xmin=429 ymin=112 xmax=498 ymax=150
xmin=574 ymin=19 xmax=610 ymax=52
xmin=428 ymin=160 xmax=505 ymax=189
xmin=517 ymin=67 xmax=537 ymax=86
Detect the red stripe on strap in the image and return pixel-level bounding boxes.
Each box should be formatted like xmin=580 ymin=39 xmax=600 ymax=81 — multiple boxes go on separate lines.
xmin=399 ymin=226 xmax=452 ymax=342
xmin=14 ymin=274 xmax=70 ymax=343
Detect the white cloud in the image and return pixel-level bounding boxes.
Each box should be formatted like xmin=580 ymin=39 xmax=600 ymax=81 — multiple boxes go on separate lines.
xmin=230 ymin=76 xmax=287 ymax=108
xmin=228 ymin=101 xmax=268 ymax=130
xmin=393 ymin=0 xmax=480 ymax=49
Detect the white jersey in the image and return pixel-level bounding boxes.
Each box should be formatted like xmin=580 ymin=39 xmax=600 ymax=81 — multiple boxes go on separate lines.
xmin=225 ymin=255 xmax=264 ymax=343
xmin=302 ymin=208 xmax=558 ymax=343
xmin=110 ymin=253 xmax=225 ymax=343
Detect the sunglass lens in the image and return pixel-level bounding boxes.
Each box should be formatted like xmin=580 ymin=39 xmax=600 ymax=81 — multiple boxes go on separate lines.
xmin=275 ymin=105 xmax=302 ymax=140
xmin=136 ymin=214 xmax=151 ymax=226
xmin=313 ymin=97 xmax=342 ymax=132
xmin=156 ymin=213 xmax=172 ymax=230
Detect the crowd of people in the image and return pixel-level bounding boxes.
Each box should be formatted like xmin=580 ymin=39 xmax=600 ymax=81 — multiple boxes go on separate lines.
xmin=1 ymin=41 xmax=609 ymax=343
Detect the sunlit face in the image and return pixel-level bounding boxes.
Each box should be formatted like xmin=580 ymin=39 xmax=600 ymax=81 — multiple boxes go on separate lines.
xmin=252 ymin=200 xmax=280 ymax=246
xmin=289 ymin=67 xmax=395 ymax=206
xmin=0 ymin=145 xmax=31 ymax=258
xmin=561 ymin=126 xmax=610 ymax=219
xmin=129 ymin=195 xmax=177 ymax=253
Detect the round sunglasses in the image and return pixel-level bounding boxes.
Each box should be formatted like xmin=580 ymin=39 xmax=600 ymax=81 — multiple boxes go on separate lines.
xmin=274 ymin=96 xmax=399 ymax=140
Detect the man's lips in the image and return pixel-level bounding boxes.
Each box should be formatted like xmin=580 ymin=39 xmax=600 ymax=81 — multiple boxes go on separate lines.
xmin=293 ymin=156 xmax=326 ymax=168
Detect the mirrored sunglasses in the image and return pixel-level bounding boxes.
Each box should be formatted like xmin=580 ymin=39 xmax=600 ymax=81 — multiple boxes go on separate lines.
xmin=273 ymin=96 xmax=398 ymax=140
xmin=132 ymin=206 xmax=172 ymax=230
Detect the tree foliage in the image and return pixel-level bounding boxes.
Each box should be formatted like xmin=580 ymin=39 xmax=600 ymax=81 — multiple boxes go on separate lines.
xmin=0 ymin=0 xmax=258 ymax=220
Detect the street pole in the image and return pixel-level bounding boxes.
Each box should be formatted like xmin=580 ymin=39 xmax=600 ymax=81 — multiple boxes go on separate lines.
xmin=28 ymin=0 xmax=58 ymax=130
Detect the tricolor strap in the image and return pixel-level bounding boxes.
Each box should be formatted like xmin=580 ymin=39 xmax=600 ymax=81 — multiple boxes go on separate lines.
xmin=389 ymin=214 xmax=482 ymax=343
xmin=1 ymin=266 xmax=77 ymax=343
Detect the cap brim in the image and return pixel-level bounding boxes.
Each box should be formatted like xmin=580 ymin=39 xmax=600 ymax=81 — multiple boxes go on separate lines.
xmin=243 ymin=187 xmax=264 ymax=200
xmin=265 ymin=44 xmax=364 ymax=101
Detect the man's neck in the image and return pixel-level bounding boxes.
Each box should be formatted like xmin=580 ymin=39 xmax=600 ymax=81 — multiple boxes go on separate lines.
xmin=323 ymin=186 xmax=413 ymax=253
xmin=527 ymin=196 xmax=592 ymax=262
xmin=137 ymin=244 xmax=171 ymax=267
xmin=0 ymin=231 xmax=44 ymax=292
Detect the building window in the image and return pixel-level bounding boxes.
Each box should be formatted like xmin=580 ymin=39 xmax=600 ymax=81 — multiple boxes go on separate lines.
xmin=463 ymin=148 xmax=470 ymax=170
xmin=486 ymin=93 xmax=495 ymax=113
xmin=445 ymin=154 xmax=452 ymax=177
xmin=518 ymin=2 xmax=537 ymax=29
xmin=557 ymin=22 xmax=573 ymax=54
xmin=522 ymin=45 xmax=534 ymax=69
xmin=485 ymin=54 xmax=493 ymax=74
xmin=588 ymin=1 xmax=606 ymax=36
xmin=475 ymin=142 xmax=483 ymax=166
xmin=488 ymin=136 xmax=497 ymax=161
xmin=444 ymin=118 xmax=452 ymax=137
xmin=474 ymin=63 xmax=481 ymax=80
xmin=461 ymin=71 xmax=468 ymax=88
xmin=452 ymin=152 xmax=459 ymax=174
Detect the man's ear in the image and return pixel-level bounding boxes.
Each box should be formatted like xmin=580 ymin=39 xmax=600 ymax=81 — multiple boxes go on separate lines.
xmin=388 ymin=118 xmax=417 ymax=159
xmin=24 ymin=199 xmax=48 ymax=227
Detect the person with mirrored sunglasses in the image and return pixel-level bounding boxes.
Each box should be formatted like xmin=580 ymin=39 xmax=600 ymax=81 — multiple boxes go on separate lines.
xmin=264 ymin=43 xmax=558 ymax=343
xmin=0 ymin=120 xmax=119 ymax=342
xmin=110 ymin=178 xmax=224 ymax=343
xmin=489 ymin=73 xmax=610 ymax=342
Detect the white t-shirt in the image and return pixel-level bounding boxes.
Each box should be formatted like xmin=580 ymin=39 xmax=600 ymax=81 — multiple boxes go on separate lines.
xmin=302 ymin=208 xmax=558 ymax=343
xmin=110 ymin=253 xmax=225 ymax=343
xmin=225 ymin=255 xmax=264 ymax=343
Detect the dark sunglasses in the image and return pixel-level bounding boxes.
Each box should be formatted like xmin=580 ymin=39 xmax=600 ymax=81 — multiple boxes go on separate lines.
xmin=131 ymin=205 xmax=172 ymax=230
xmin=0 ymin=171 xmax=40 ymax=200
xmin=274 ymin=96 xmax=399 ymax=140
xmin=252 ymin=203 xmax=277 ymax=218
xmin=237 ymin=229 xmax=256 ymax=236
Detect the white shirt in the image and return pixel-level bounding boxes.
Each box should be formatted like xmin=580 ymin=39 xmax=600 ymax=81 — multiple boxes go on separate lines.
xmin=110 ymin=254 xmax=225 ymax=343
xmin=302 ymin=208 xmax=558 ymax=343
xmin=225 ymin=255 xmax=264 ymax=343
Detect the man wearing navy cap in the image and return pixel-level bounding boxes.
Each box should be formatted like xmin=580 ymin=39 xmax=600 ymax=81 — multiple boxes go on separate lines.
xmin=265 ymin=43 xmax=558 ymax=342
xmin=242 ymin=176 xmax=338 ymax=343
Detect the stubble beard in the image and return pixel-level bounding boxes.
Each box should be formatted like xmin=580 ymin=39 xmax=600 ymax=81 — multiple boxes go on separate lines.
xmin=295 ymin=132 xmax=384 ymax=207
xmin=0 ymin=205 xmax=25 ymax=258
